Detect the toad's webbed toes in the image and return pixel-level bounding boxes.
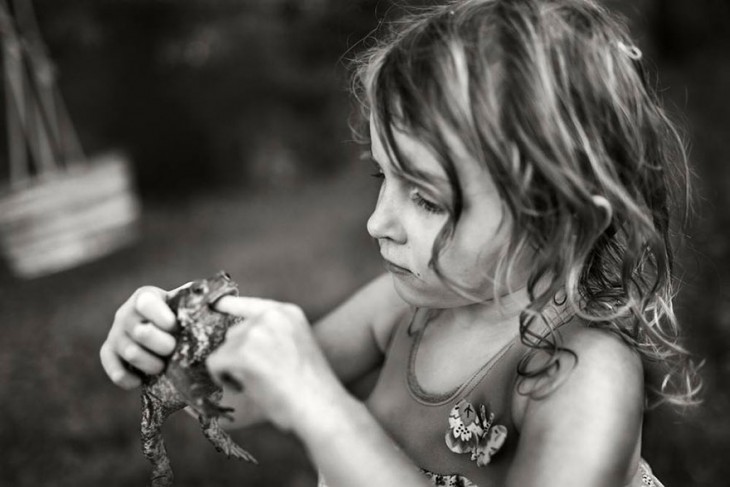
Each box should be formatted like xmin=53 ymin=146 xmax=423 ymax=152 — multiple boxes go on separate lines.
xmin=227 ymin=441 xmax=258 ymax=463
xmin=199 ymin=397 xmax=235 ymax=420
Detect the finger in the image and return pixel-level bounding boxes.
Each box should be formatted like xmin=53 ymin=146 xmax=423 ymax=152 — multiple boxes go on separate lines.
xmin=206 ymin=351 xmax=246 ymax=393
xmin=118 ymin=334 xmax=166 ymax=376
xmin=219 ymin=372 xmax=245 ymax=392
xmin=205 ymin=318 xmax=255 ymax=389
xmin=100 ymin=342 xmax=142 ymax=390
xmin=214 ymin=295 xmax=279 ymax=318
xmin=135 ymin=289 xmax=176 ymax=331
xmin=131 ymin=322 xmax=176 ymax=357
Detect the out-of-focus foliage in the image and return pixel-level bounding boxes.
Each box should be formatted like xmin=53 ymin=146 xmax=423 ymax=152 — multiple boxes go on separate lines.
xmin=19 ymin=0 xmax=402 ymax=196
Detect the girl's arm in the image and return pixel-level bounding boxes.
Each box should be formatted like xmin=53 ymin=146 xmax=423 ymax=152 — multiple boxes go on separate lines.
xmin=313 ymin=272 xmax=410 ymax=384
xmin=507 ymin=328 xmax=645 ymax=487
xmin=220 ymin=272 xmax=410 ymax=428
xmin=207 ymin=294 xmax=430 ymax=487
xmin=298 ymin=384 xmax=432 ymax=487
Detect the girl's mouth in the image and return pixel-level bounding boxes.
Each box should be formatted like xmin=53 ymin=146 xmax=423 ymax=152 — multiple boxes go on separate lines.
xmin=383 ymin=259 xmax=412 ymax=276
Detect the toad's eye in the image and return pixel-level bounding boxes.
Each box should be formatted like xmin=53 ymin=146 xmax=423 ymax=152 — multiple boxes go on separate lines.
xmin=192 ymin=284 xmax=206 ymax=295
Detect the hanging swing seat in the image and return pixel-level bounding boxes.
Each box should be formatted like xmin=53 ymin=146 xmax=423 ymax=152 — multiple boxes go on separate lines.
xmin=0 ymin=152 xmax=139 ymax=278
xmin=0 ymin=0 xmax=140 ymax=278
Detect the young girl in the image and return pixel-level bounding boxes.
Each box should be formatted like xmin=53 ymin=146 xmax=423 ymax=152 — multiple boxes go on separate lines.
xmin=100 ymin=0 xmax=701 ymax=485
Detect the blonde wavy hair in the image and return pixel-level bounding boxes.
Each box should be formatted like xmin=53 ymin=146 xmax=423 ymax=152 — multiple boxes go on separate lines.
xmin=352 ymin=0 xmax=701 ymax=408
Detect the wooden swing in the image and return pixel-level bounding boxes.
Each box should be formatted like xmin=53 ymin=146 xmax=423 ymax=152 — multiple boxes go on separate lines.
xmin=0 ymin=0 xmax=140 ymax=278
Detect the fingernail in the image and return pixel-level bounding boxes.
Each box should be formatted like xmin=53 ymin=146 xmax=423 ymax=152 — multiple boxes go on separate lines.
xmin=220 ymin=373 xmax=244 ymax=392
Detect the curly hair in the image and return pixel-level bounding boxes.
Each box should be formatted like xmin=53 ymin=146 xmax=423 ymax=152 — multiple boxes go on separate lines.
xmin=352 ymin=0 xmax=701 ymax=408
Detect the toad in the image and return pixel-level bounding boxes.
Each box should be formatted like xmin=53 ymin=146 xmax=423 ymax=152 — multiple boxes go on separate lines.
xmin=140 ymin=271 xmax=256 ymax=487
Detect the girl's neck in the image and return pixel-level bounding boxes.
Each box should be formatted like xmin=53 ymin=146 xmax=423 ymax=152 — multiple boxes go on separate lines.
xmin=429 ymin=286 xmax=530 ymax=339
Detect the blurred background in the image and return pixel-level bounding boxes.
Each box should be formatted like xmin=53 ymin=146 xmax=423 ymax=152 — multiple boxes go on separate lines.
xmin=0 ymin=0 xmax=728 ymax=485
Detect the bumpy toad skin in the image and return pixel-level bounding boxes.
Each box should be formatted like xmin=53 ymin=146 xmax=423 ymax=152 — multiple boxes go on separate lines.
xmin=140 ymin=271 xmax=256 ymax=487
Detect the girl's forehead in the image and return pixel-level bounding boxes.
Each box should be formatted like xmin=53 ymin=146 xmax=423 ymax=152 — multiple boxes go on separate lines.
xmin=370 ymin=119 xmax=447 ymax=184
xmin=369 ymin=117 xmax=497 ymax=198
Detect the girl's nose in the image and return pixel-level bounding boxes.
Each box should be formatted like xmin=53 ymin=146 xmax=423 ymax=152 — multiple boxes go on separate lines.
xmin=367 ymin=185 xmax=407 ymax=244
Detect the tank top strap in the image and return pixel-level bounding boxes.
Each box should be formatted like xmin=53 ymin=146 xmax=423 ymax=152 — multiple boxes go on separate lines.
xmin=403 ymin=307 xmax=522 ymax=409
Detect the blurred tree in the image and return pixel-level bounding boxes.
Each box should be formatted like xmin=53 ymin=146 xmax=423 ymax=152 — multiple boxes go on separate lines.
xmin=0 ymin=0 xmax=408 ymax=198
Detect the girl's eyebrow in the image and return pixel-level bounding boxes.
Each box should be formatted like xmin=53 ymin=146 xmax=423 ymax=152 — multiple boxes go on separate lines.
xmin=370 ymin=148 xmax=451 ymax=200
xmin=398 ymin=152 xmax=452 ymax=196
xmin=368 ymin=148 xmax=450 ymax=189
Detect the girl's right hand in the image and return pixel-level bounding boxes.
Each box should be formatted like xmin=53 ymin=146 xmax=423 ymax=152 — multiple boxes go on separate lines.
xmin=99 ymin=286 xmax=178 ymax=390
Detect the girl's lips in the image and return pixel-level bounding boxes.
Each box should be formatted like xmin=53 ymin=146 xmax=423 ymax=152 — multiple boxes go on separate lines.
xmin=383 ymin=259 xmax=412 ymax=275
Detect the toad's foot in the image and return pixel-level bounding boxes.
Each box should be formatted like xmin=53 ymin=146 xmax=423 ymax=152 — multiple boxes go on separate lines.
xmin=197 ymin=396 xmax=235 ymax=421
xmin=199 ymin=416 xmax=258 ymax=464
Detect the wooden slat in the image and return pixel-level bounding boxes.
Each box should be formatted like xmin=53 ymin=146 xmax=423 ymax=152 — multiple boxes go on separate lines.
xmin=12 ymin=224 xmax=138 ymax=278
xmin=0 ymin=191 xmax=140 ymax=249
xmin=0 ymin=152 xmax=131 ymax=223
xmin=0 ymin=152 xmax=141 ymax=278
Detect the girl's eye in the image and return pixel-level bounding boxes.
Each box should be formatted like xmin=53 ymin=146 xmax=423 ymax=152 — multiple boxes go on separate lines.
xmin=369 ymin=161 xmax=384 ymax=180
xmin=410 ymin=189 xmax=444 ymax=214
xmin=361 ymin=151 xmax=385 ymax=180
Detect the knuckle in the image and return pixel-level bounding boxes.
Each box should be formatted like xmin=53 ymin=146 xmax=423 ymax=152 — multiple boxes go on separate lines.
xmin=247 ymin=324 xmax=268 ymax=342
xmin=206 ymin=352 xmax=229 ymax=373
xmin=262 ymin=307 xmax=282 ymax=319
xmin=123 ymin=344 xmax=138 ymax=362
xmin=113 ymin=307 xmax=136 ymax=330
xmin=206 ymin=353 xmax=221 ymax=370
xmin=134 ymin=287 xmax=160 ymax=311
xmin=137 ymin=285 xmax=161 ymax=296
xmin=132 ymin=323 xmax=146 ymax=340
xmin=99 ymin=342 xmax=111 ymax=365
xmin=149 ymin=360 xmax=165 ymax=375
xmin=284 ymin=303 xmax=305 ymax=319
xmin=119 ymin=376 xmax=141 ymax=390
xmin=113 ymin=306 xmax=125 ymax=324
xmin=111 ymin=372 xmax=128 ymax=386
xmin=161 ymin=336 xmax=177 ymax=355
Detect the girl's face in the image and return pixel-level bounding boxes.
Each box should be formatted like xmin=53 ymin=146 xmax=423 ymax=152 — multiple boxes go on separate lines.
xmin=367 ymin=119 xmax=526 ymax=308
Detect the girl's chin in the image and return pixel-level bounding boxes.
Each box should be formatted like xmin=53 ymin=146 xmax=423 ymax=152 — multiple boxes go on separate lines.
xmin=390 ymin=274 xmax=473 ymax=309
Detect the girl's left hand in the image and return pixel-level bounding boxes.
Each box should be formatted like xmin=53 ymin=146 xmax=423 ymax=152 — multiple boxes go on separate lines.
xmin=207 ymin=296 xmax=345 ymax=434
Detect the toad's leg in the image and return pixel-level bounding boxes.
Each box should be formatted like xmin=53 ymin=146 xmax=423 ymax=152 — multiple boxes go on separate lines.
xmin=199 ymin=415 xmax=258 ymax=464
xmin=141 ymin=391 xmax=175 ymax=487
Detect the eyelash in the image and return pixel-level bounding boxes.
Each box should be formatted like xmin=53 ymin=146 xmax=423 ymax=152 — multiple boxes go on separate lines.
xmin=365 ymin=152 xmax=384 ymax=179
xmin=410 ymin=189 xmax=443 ymax=214
xmin=367 ymin=155 xmax=444 ymax=214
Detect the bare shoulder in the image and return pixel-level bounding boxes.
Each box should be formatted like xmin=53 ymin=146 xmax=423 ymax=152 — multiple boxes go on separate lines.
xmin=555 ymin=324 xmax=643 ymax=392
xmin=562 ymin=324 xmax=644 ymax=399
xmin=507 ymin=325 xmax=644 ymax=486
xmin=512 ymin=324 xmax=644 ymax=421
